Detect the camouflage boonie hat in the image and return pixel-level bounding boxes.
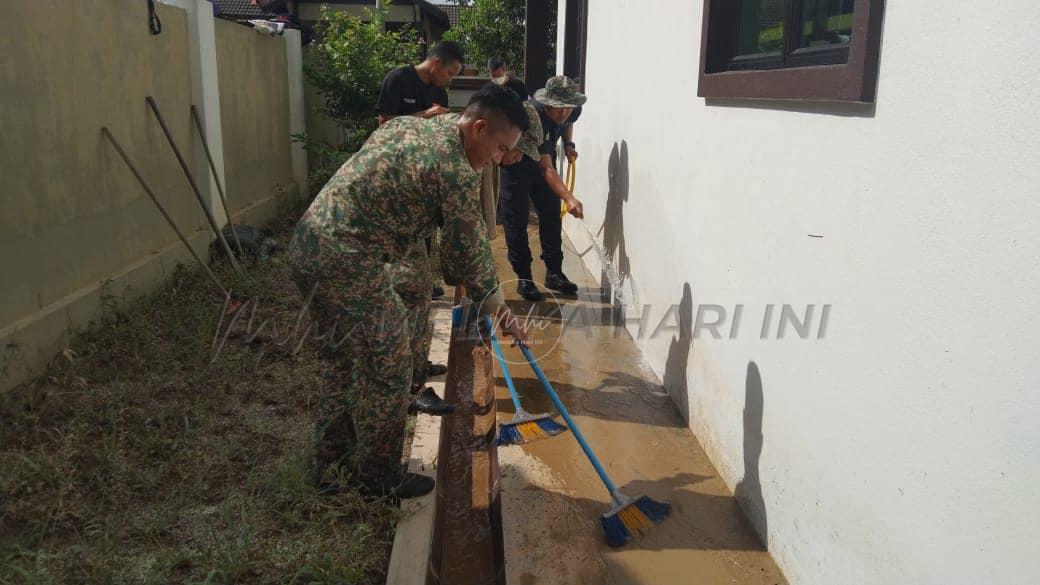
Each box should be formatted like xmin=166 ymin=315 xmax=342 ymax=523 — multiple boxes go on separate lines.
xmin=534 ymin=75 xmax=586 ymax=108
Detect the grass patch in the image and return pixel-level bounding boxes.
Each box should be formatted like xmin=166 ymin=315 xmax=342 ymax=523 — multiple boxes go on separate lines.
xmin=0 ymin=203 xmax=400 ymax=584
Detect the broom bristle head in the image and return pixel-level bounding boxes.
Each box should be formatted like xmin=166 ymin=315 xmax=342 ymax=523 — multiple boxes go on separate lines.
xmin=600 ymin=495 xmax=671 ymax=547
xmin=496 ymin=416 xmax=568 ymax=446
xmin=534 ymin=417 xmax=568 ymax=436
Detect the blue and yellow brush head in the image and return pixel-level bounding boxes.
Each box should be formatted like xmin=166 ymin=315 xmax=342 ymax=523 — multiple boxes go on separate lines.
xmin=496 ymin=415 xmax=568 ymax=445
xmin=601 ymin=495 xmax=671 ymax=547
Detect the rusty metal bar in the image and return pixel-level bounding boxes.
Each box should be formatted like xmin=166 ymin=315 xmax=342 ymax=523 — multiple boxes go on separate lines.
xmin=100 ymin=126 xmax=228 ymax=297
xmin=190 ymin=105 xmax=245 ymax=259
xmin=145 ymin=96 xmax=243 ymax=275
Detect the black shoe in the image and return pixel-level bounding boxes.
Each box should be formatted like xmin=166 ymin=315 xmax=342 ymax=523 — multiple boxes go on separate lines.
xmin=427 ymin=361 xmax=448 ymax=377
xmin=517 ymin=279 xmax=542 ymax=301
xmin=408 ymin=387 xmax=455 ymax=416
xmin=545 ymin=272 xmax=578 ymax=295
xmin=431 ymin=285 xmax=445 ymax=299
xmin=392 ymin=472 xmax=435 ymax=499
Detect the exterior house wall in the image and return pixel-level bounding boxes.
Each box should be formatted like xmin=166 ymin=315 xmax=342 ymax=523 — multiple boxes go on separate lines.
xmin=558 ymin=1 xmax=1040 ymax=584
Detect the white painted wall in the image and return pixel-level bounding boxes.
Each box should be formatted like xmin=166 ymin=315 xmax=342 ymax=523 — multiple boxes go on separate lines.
xmin=559 ymin=1 xmax=1040 ymax=583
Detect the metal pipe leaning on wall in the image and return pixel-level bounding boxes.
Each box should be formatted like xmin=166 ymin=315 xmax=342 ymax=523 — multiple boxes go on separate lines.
xmin=190 ymin=105 xmax=245 ymax=259
xmin=100 ymin=126 xmax=228 ymax=298
xmin=145 ymin=96 xmax=244 ymax=276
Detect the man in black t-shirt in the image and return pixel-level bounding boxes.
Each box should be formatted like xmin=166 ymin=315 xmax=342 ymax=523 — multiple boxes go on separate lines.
xmin=374 ymin=41 xmax=465 ymax=415
xmin=376 ymin=41 xmax=464 ymax=126
xmin=487 ymin=56 xmax=528 ymax=99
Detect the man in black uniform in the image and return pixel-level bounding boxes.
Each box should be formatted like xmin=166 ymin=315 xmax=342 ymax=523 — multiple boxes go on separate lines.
xmin=498 ymin=76 xmax=587 ymax=301
xmin=376 ymin=41 xmax=464 ymax=125
xmin=487 ymin=56 xmax=528 ymax=99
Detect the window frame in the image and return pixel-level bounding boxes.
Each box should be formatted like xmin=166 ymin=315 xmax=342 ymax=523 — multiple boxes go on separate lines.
xmin=697 ymin=0 xmax=885 ymax=102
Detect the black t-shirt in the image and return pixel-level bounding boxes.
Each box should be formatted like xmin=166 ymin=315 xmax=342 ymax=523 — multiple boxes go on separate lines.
xmin=532 ymin=99 xmax=582 ymax=157
xmin=376 ymin=65 xmax=449 ymax=116
xmin=503 ymin=76 xmax=529 ymax=99
xmin=483 ymin=77 xmax=529 ymax=100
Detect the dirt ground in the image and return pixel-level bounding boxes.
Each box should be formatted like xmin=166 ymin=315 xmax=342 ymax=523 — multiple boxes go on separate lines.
xmin=0 ymin=205 xmax=400 ymax=584
xmin=491 ymin=226 xmax=789 ymax=585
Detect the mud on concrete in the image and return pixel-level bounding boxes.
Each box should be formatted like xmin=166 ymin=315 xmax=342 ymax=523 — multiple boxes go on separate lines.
xmin=491 ymin=227 xmax=788 ymax=585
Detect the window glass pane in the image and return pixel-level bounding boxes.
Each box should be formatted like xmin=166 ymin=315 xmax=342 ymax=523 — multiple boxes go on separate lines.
xmin=800 ymin=0 xmax=853 ymax=48
xmin=737 ymin=0 xmax=785 ymax=56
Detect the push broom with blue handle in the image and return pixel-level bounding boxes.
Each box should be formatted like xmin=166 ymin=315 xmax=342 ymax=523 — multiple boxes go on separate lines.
xmin=485 ymin=317 xmax=568 ymax=446
xmin=517 ymin=342 xmax=671 ymax=547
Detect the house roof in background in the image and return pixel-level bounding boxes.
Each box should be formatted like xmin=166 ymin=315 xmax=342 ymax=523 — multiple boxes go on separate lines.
xmin=214 ymin=0 xmax=270 ymax=21
xmin=439 ymin=3 xmax=470 ymax=29
xmin=294 ymin=0 xmax=450 ymax=29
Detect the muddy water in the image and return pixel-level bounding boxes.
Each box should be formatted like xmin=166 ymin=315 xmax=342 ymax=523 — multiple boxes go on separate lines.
xmin=492 ymin=226 xmax=788 ymax=585
xmin=429 ymin=310 xmax=505 ymax=585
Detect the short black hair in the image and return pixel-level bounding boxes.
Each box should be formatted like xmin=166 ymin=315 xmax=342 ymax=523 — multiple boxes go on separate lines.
xmin=488 ymin=56 xmax=506 ymax=71
xmin=428 ymin=41 xmax=465 ymax=66
xmin=465 ymin=84 xmax=529 ymax=132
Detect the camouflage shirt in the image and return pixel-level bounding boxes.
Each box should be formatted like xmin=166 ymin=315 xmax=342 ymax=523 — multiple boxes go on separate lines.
xmin=297 ymin=115 xmax=504 ymax=311
xmin=515 ymin=102 xmax=544 ymax=162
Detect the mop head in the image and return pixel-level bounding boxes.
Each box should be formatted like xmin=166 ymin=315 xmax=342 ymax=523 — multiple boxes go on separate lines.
xmin=496 ymin=413 xmax=568 ymax=445
xmin=601 ymin=495 xmax=671 ymax=547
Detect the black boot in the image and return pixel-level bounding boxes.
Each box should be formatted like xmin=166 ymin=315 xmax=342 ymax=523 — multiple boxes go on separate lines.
xmin=426 ymin=361 xmax=447 ymax=377
xmin=408 ymin=387 xmax=455 ymax=416
xmin=392 ymin=472 xmax=435 ymax=499
xmin=517 ymin=279 xmax=542 ymax=301
xmin=545 ymin=272 xmax=578 ymax=295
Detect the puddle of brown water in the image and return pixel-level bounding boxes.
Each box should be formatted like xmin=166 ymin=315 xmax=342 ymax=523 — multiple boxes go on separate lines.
xmin=492 ymin=226 xmax=788 ymax=585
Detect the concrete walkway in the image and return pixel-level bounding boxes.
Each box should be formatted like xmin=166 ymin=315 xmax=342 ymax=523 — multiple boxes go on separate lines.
xmin=491 ymin=227 xmax=787 ymax=585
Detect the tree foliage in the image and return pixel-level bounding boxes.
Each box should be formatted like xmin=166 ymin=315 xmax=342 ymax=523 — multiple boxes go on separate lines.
xmin=304 ymin=4 xmax=421 ymax=130
xmin=298 ymin=4 xmax=421 ymax=194
xmin=443 ymin=0 xmax=527 ymax=77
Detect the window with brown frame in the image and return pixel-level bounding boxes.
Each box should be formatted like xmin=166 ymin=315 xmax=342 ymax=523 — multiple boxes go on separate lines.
xmin=698 ymin=0 xmax=885 ymax=102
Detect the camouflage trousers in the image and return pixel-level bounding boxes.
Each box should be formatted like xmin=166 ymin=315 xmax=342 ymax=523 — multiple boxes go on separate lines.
xmin=389 ymin=242 xmax=434 ymax=386
xmin=287 ymin=229 xmax=431 ymax=493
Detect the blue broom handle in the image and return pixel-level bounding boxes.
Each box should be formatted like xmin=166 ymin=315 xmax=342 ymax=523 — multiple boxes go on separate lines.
xmin=518 ymin=343 xmax=619 ymax=495
xmin=485 ymin=319 xmax=525 ymax=412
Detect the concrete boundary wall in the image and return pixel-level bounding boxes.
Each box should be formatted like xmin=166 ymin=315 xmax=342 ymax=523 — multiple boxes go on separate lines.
xmin=1 ymin=0 xmax=307 ymax=391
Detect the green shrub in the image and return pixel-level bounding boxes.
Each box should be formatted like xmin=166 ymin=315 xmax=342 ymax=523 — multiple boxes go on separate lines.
xmin=298 ymin=3 xmax=421 ymax=196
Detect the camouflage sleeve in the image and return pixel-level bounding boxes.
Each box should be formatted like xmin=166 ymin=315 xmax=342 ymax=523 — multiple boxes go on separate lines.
xmin=515 ymin=103 xmax=544 ymax=162
xmin=439 ymin=174 xmax=505 ymax=314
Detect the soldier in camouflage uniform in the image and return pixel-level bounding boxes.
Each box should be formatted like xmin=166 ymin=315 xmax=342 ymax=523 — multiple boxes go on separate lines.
xmin=387 ymin=242 xmax=450 ymax=416
xmin=288 ymin=85 xmax=530 ymax=498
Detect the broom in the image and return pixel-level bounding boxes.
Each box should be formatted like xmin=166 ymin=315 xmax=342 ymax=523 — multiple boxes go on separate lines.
xmin=517 ymin=342 xmax=670 ymax=547
xmin=486 ymin=318 xmax=568 ymax=445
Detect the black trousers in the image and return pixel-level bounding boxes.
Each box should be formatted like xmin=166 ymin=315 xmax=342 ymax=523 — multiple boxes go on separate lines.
xmin=498 ymin=160 xmax=563 ymax=279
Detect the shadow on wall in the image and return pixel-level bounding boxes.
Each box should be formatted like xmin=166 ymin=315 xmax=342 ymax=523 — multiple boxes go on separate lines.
xmin=601 ymin=140 xmax=630 ymax=306
xmin=734 ymin=361 xmax=768 ymax=547
xmin=662 ymin=282 xmax=694 ymax=423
